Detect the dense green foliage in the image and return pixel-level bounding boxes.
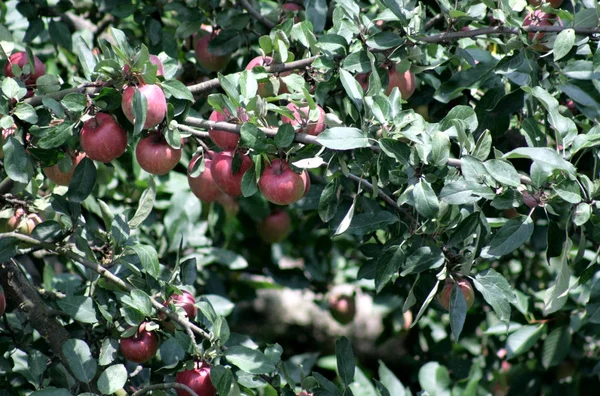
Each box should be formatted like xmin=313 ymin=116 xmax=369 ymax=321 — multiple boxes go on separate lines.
xmin=1 ymin=0 xmax=600 ymax=395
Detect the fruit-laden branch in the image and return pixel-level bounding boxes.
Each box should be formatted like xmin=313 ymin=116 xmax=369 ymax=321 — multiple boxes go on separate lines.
xmin=131 ymin=383 xmax=199 ymax=396
xmin=181 ymin=118 xmax=533 ymax=186
xmin=238 ymin=0 xmax=277 ymax=29
xmin=0 ymin=232 xmax=211 ymax=340
xmin=0 ymin=259 xmax=95 ymax=392
xmin=416 ymin=25 xmax=600 ymax=43
xmin=186 ymin=56 xmax=319 ymax=94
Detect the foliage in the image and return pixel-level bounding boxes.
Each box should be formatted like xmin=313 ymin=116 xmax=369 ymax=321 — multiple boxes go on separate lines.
xmin=0 ymin=0 xmax=599 ymax=395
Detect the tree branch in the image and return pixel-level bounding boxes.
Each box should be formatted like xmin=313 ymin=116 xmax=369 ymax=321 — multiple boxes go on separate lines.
xmin=131 ymin=382 xmax=199 ymax=396
xmin=0 ymin=233 xmax=211 ymax=340
xmin=238 ymin=0 xmax=276 ymax=29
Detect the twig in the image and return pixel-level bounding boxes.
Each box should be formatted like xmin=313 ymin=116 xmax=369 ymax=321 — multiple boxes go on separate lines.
xmin=238 ymin=0 xmax=276 ymax=29
xmin=175 ymin=123 xmax=209 ymax=139
xmin=24 ymin=86 xmax=103 ymax=107
xmin=0 ymin=232 xmax=211 ymax=340
xmin=131 ymin=383 xmax=199 ymax=396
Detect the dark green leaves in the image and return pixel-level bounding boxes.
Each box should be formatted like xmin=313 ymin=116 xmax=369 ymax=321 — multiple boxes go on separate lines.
xmin=413 ymin=180 xmax=439 ymax=218
xmin=224 ymin=346 xmax=276 ymax=374
xmin=487 ymin=216 xmax=534 ymax=257
xmin=336 ymin=337 xmax=355 ymax=387
xmin=130 ymin=244 xmax=160 ymax=279
xmin=62 ymin=339 xmax=97 ymax=383
xmin=473 ymin=269 xmax=515 ymax=324
xmin=375 ymin=243 xmax=404 ymax=293
xmin=67 ymin=158 xmax=96 ymax=203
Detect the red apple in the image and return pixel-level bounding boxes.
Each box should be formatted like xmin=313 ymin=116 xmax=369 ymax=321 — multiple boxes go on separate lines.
xmin=258 ymin=210 xmax=292 ymax=243
xmin=175 ymin=361 xmax=216 ymax=396
xmin=4 ymin=51 xmax=46 ymax=85
xmin=135 ymin=132 xmax=182 ymax=175
xmin=299 ymin=170 xmax=310 ymax=198
xmin=43 ymin=152 xmax=86 ymax=186
xmin=282 ymin=3 xmax=303 ymax=23
xmin=216 ymin=194 xmax=240 ymax=216
xmin=162 ymin=290 xmax=197 ymax=320
xmin=149 ymin=55 xmax=165 ymax=77
xmin=437 ymin=278 xmax=475 ymax=311
xmin=245 ymin=56 xmax=290 ymax=97
xmin=0 ymin=287 xmax=5 ymax=316
xmin=195 ymin=30 xmax=231 ymax=72
xmin=386 ymin=67 xmax=416 ymax=99
xmin=328 ymin=294 xmax=356 ymax=325
xmin=259 ymin=159 xmax=305 ymax=205
xmin=188 ymin=154 xmax=223 ymax=203
xmin=208 ymin=110 xmax=241 ymax=150
xmin=119 ymin=322 xmax=159 ymax=364
xmin=523 ymin=11 xmax=561 ymax=50
xmin=80 ymin=113 xmax=128 ymax=162
xmin=121 ymin=84 xmax=167 ymax=130
xmin=356 ymin=73 xmax=369 ymax=92
xmin=281 ymin=103 xmax=326 ymax=136
xmin=210 ymin=151 xmax=252 ymax=197
xmin=528 ymin=0 xmax=563 ymax=7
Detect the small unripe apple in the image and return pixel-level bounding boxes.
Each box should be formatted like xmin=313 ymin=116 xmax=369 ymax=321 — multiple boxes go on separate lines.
xmin=175 ymin=361 xmax=216 ymax=396
xmin=328 ymin=294 xmax=356 ymax=325
xmin=208 ymin=110 xmax=243 ymax=150
xmin=135 ymin=132 xmax=182 ymax=175
xmin=43 ymin=152 xmax=86 ymax=186
xmin=259 ymin=159 xmax=305 ymax=205
xmin=437 ymin=278 xmax=475 ymax=311
xmin=258 ymin=210 xmax=292 ymax=243
xmin=119 ymin=322 xmax=159 ymax=364
xmin=528 ymin=0 xmax=563 ymax=7
xmin=121 ymin=84 xmax=167 ymax=130
xmin=195 ymin=30 xmax=231 ymax=72
xmin=80 ymin=113 xmax=128 ymax=162
xmin=281 ymin=103 xmax=326 ymax=136
xmin=386 ymin=67 xmax=416 ymax=99
xmin=0 ymin=286 xmax=5 ymax=316
xmin=210 ymin=151 xmax=252 ymax=197
xmin=4 ymin=51 xmax=46 ymax=85
xmin=188 ymin=154 xmax=223 ymax=203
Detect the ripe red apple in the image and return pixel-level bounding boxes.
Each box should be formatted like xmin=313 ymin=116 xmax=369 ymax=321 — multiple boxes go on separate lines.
xmin=121 ymin=84 xmax=167 ymax=130
xmin=210 ymin=151 xmax=252 ymax=197
xmin=120 ymin=322 xmax=159 ymax=364
xmin=80 ymin=113 xmax=128 ymax=162
xmin=523 ymin=11 xmax=561 ymax=50
xmin=299 ymin=170 xmax=310 ymax=198
xmin=135 ymin=132 xmax=182 ymax=175
xmin=195 ymin=30 xmax=231 ymax=72
xmin=528 ymin=0 xmax=563 ymax=7
xmin=282 ymin=3 xmax=303 ymax=23
xmin=166 ymin=290 xmax=198 ymax=319
xmin=258 ymin=210 xmax=292 ymax=243
xmin=281 ymin=103 xmax=326 ymax=136
xmin=328 ymin=294 xmax=356 ymax=325
xmin=43 ymin=152 xmax=86 ymax=186
xmin=259 ymin=159 xmax=305 ymax=205
xmin=0 ymin=287 xmax=5 ymax=316
xmin=437 ymin=278 xmax=475 ymax=311
xmin=175 ymin=361 xmax=216 ymax=396
xmin=4 ymin=51 xmax=46 ymax=85
xmin=188 ymin=155 xmax=223 ymax=203
xmin=386 ymin=67 xmax=416 ymax=99
xmin=208 ymin=110 xmax=243 ymax=150
xmin=245 ymin=56 xmax=290 ymax=97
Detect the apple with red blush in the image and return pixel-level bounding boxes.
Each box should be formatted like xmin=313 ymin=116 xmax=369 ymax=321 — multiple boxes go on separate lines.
xmin=386 ymin=66 xmax=416 ymax=99
xmin=80 ymin=113 xmax=128 ymax=163
xmin=4 ymin=51 xmax=46 ymax=86
xmin=259 ymin=159 xmax=305 ymax=205
xmin=43 ymin=151 xmax=86 ymax=186
xmin=245 ymin=56 xmax=291 ymax=97
xmin=258 ymin=210 xmax=292 ymax=243
xmin=121 ymin=84 xmax=167 ymax=130
xmin=437 ymin=278 xmax=475 ymax=311
xmin=210 ymin=151 xmax=252 ymax=197
xmin=135 ymin=132 xmax=182 ymax=175
xmin=188 ymin=154 xmax=223 ymax=203
xmin=175 ymin=361 xmax=216 ymax=396
xmin=119 ymin=322 xmax=159 ymax=363
xmin=208 ymin=108 xmax=248 ymax=150
xmin=281 ymin=103 xmax=326 ymax=136
xmin=195 ymin=29 xmax=231 ymax=72
xmin=328 ymin=293 xmax=356 ymax=325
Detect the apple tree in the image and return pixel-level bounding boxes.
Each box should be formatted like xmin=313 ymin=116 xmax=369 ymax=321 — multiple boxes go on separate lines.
xmin=1 ymin=0 xmax=600 ymax=394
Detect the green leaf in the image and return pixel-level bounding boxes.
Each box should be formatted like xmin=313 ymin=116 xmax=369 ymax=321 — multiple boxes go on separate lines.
xmin=319 ymin=178 xmax=340 ymax=222
xmin=483 ymin=159 xmax=520 ymax=187
xmin=316 ymin=127 xmax=369 ymax=150
xmin=401 ymin=246 xmax=444 ymax=276
xmin=553 ymin=29 xmax=575 ymax=62
xmin=366 ymin=32 xmax=404 ymax=50
xmin=275 ymin=124 xmax=296 ymax=148
xmin=449 ymin=284 xmax=468 ymax=341
xmin=224 ymin=346 xmax=276 ymax=374
xmin=98 ymin=338 xmax=119 ymax=366
xmin=67 ymin=158 xmax=96 ymax=203
xmin=211 ymin=366 xmax=234 ymax=396
xmin=131 ymin=244 xmax=160 ymax=279
xmin=413 ymin=180 xmax=439 ymax=218
xmin=552 ymin=178 xmax=581 ymax=204
xmin=38 ymin=122 xmax=74 ymax=149
xmin=74 ymin=36 xmax=96 ymax=80
xmin=473 ymin=269 xmax=515 ymax=324
xmin=418 ymin=362 xmax=451 ymax=396
xmin=241 ymin=165 xmax=258 ymax=197
xmin=14 ymin=102 xmax=38 ymax=123
xmin=375 ymin=243 xmax=404 ymax=293
xmin=161 ymin=80 xmax=194 ymax=101
xmin=378 ymin=361 xmax=406 ymax=396
xmin=56 ymin=296 xmax=98 ymax=324
xmin=129 ymin=178 xmax=156 ymax=228
xmin=96 ymin=364 xmax=127 ymax=394
xmin=523 ymin=86 xmax=577 ymax=146
xmin=61 ymin=93 xmax=88 ymax=114
xmin=132 ymin=89 xmax=147 ymax=135
xmin=336 ymin=336 xmax=355 ymax=386
xmin=4 ymin=136 xmax=34 ymax=184
xmin=542 ymin=326 xmax=571 ymax=369
xmin=379 ymin=139 xmax=410 ymax=166
xmin=339 ymin=69 xmax=363 ymax=112
xmin=345 ymin=211 xmax=398 ymax=235
xmin=240 ymin=123 xmax=268 ymax=152
xmin=487 ymin=216 xmax=534 ymax=256
xmin=543 ymin=254 xmax=572 ymax=315
xmin=62 ymin=339 xmax=97 ymax=383
xmin=429 ymin=132 xmax=450 ymax=167
xmin=503 ymin=147 xmax=575 ymax=175
xmin=2 ymin=77 xmax=26 ymax=99
xmin=506 ymin=324 xmax=545 ymax=359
